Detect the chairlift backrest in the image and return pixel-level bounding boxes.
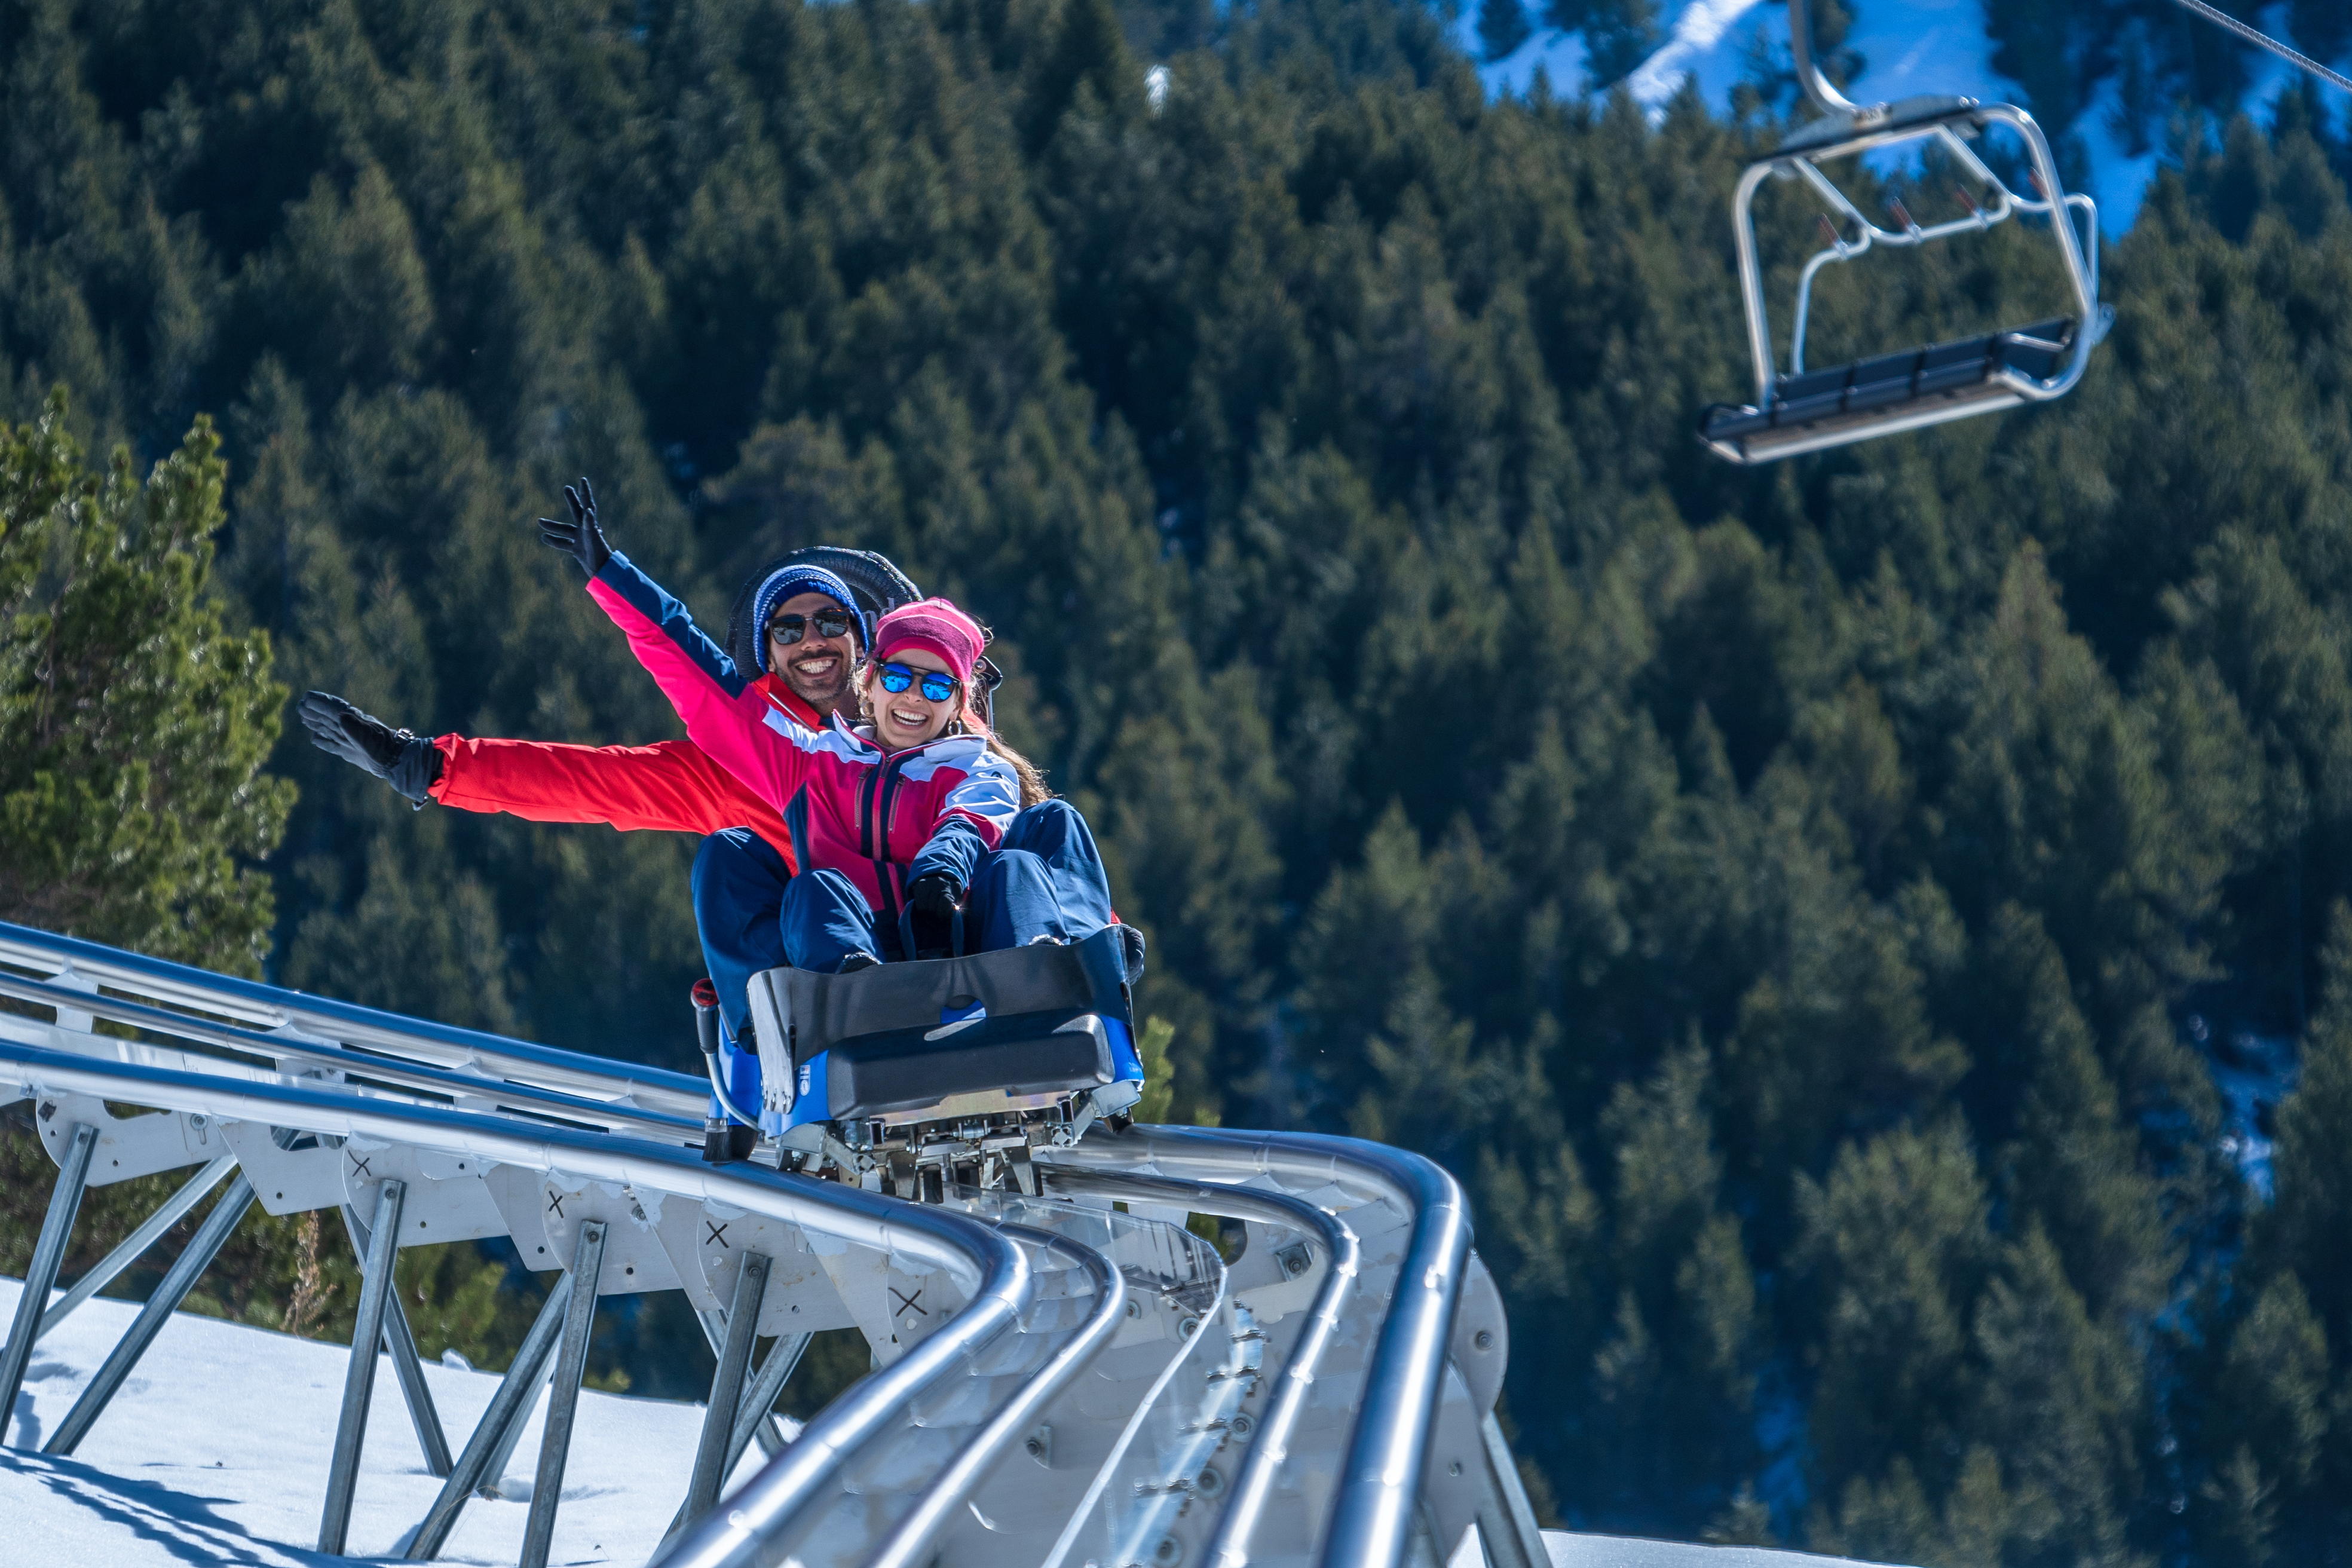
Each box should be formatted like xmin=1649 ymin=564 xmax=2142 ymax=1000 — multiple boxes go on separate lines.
xmin=1697 ymin=1 xmax=2110 ymax=464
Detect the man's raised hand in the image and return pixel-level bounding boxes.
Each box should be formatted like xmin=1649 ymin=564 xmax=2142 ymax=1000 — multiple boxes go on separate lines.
xmin=537 ymin=476 xmax=612 ymax=578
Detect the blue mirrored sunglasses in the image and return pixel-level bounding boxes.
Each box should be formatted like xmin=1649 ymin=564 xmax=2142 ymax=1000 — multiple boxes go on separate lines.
xmin=877 ymin=662 xmax=958 ymax=703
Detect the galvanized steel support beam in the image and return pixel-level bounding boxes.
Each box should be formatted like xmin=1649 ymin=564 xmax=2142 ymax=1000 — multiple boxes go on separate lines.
xmin=44 ymin=1171 xmax=255 ymax=1458
xmin=696 ymin=1307 xmax=788 ymax=1459
xmin=0 ymin=1120 xmax=96 ymax=1447
xmin=38 ymin=1154 xmax=235 ymax=1342
xmin=403 ymin=1271 xmax=575 ymax=1561
xmin=319 ymin=1177 xmax=407 ymax=1554
xmin=341 ymin=1201 xmax=452 ymax=1477
xmin=724 ymin=1331 xmax=810 ymax=1478
xmin=519 ymin=1219 xmax=605 ymax=1568
xmin=1471 ymin=1411 xmax=1549 ymax=1568
xmin=475 ymin=1349 xmax=553 ymax=1499
xmin=684 ymin=1252 xmax=771 ymax=1529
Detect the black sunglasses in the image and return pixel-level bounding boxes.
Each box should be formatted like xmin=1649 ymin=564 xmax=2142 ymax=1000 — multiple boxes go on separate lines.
xmin=768 ymin=608 xmax=855 ymax=645
xmin=877 ymin=662 xmax=959 ymax=703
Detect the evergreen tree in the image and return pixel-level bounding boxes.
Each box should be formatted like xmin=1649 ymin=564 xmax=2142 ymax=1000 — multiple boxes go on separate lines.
xmin=0 ymin=389 xmax=292 ymax=969
xmin=13 ymin=0 xmax=2352 ymax=1549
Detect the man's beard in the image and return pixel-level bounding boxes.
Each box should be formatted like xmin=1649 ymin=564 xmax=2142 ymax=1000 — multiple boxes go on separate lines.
xmin=785 ymin=650 xmax=855 ymax=712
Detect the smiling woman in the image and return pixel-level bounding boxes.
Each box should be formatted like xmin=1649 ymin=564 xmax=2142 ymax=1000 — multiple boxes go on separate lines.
xmin=586 ymin=543 xmax=1114 ymax=978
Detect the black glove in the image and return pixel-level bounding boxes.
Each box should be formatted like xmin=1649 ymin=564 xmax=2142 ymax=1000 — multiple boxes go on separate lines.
xmin=537 ymin=476 xmax=611 ymax=578
xmin=905 ymin=871 xmax=963 ymax=960
xmin=298 ymin=691 xmax=442 ymax=808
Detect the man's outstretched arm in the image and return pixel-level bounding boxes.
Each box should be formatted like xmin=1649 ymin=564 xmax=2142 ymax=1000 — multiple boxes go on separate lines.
xmin=298 ymin=691 xmax=795 ymax=863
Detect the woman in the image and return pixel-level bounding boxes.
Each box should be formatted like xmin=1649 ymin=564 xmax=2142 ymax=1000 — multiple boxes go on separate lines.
xmin=565 ymin=505 xmax=1114 ymax=975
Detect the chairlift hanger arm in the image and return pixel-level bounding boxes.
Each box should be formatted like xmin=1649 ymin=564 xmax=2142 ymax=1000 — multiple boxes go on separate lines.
xmin=1787 ymin=0 xmax=1857 ymax=117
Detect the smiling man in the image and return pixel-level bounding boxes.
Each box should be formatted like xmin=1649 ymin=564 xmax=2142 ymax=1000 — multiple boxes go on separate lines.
xmin=298 ymin=483 xmax=893 ymax=1162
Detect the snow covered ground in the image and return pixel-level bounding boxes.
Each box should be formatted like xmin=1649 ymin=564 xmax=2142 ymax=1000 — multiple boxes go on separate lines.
xmin=0 ymin=1274 xmax=1907 ymax=1568
xmin=0 ymin=1276 xmax=774 ymax=1566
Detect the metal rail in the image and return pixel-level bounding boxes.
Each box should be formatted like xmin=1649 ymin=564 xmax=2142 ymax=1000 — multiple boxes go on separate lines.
xmin=1042 ymin=1123 xmax=1475 ymax=1568
xmin=1045 ymin=1166 xmax=1364 ymax=1568
xmin=0 ymin=965 xmax=703 ymax=1135
xmin=2 ymin=918 xmax=1527 ymax=1567
xmin=0 ymin=1036 xmax=1036 ymax=1554
xmin=0 ymin=917 xmax=706 ymax=1122
xmin=860 ymin=1226 xmax=1129 ymax=1568
xmin=1787 ymin=0 xmax=1855 ymax=116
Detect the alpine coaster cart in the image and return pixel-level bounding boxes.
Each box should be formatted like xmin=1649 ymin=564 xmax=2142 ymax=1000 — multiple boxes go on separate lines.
xmin=1698 ymin=0 xmax=2109 ymax=464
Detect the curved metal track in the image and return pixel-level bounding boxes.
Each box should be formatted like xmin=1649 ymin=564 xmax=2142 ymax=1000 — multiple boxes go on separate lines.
xmin=0 ymin=918 xmax=1547 ymax=1568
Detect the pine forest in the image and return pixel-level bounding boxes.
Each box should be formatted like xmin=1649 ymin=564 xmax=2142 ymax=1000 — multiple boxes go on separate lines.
xmin=9 ymin=0 xmax=2352 ymax=1562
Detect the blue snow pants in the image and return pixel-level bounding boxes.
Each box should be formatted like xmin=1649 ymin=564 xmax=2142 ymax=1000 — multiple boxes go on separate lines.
xmin=688 ymin=801 xmax=1117 ymax=1116
xmin=690 ymin=827 xmax=790 ymax=1119
xmin=777 ymin=799 xmax=1116 ymax=974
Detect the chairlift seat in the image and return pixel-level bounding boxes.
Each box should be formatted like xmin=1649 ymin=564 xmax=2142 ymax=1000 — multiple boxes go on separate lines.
xmin=745 ymin=925 xmax=1146 ymax=1131
xmin=1700 ymin=318 xmax=2074 ymax=463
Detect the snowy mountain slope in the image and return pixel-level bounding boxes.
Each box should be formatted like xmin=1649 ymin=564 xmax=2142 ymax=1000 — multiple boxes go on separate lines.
xmin=0 ymin=1276 xmax=775 ymax=1567
xmin=0 ymin=1275 xmax=1917 ymax=1568
xmin=1460 ymin=0 xmax=2351 ymax=232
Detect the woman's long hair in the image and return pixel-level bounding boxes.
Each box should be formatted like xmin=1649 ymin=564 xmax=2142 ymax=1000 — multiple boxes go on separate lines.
xmin=854 ymin=663 xmax=1052 ymax=807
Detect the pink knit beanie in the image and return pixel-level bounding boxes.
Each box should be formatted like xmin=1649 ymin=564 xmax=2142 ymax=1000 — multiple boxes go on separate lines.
xmin=872 ymin=598 xmax=984 ymax=687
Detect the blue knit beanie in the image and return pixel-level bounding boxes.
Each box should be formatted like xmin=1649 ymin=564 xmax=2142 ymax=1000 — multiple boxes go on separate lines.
xmin=749 ymin=565 xmax=867 ymax=673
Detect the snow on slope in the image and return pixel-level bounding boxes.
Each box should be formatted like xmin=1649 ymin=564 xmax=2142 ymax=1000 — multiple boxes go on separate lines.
xmin=0 ymin=1276 xmax=776 ymax=1567
xmin=1461 ymin=0 xmax=2352 ymax=233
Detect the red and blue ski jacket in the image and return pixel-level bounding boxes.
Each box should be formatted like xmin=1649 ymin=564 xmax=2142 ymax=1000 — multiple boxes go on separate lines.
xmin=424 ymin=680 xmax=819 ymax=866
xmin=587 ymin=552 xmax=1021 ymax=927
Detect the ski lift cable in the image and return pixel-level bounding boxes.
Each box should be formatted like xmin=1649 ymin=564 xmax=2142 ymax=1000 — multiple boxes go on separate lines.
xmin=2170 ymin=0 xmax=2352 ymax=96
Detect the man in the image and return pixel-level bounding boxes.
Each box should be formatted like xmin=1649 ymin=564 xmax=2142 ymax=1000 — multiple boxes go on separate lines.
xmin=301 ymin=482 xmax=899 ymax=1161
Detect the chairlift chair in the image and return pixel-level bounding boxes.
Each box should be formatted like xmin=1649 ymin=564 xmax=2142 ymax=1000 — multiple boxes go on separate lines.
xmin=1698 ymin=0 xmax=2112 ymax=464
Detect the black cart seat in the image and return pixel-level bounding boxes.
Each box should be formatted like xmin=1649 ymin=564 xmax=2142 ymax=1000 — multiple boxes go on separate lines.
xmin=746 ymin=925 xmax=1144 ymax=1129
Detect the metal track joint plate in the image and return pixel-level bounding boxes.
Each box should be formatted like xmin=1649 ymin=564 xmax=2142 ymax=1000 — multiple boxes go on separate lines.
xmin=218 ymin=1119 xmax=349 ymax=1214
xmin=1212 ymin=1214 xmax=1327 ymax=1327
xmin=814 ymin=1238 xmax=964 ymax=1370
xmin=30 ymin=1092 xmax=224 ymax=1185
xmin=485 ymin=1161 xmax=561 ymax=1268
xmin=662 ymin=1198 xmax=858 ymax=1331
xmin=531 ymin=1172 xmax=688 ymax=1294
xmin=339 ymin=1136 xmax=510 ymax=1246
xmin=1448 ymin=1251 xmax=1509 ymax=1414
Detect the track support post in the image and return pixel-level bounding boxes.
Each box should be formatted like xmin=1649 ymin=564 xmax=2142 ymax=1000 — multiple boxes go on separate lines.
xmin=38 ymin=1154 xmax=236 ymax=1343
xmin=403 ymin=1272 xmax=575 ymax=1560
xmin=45 ymin=1172 xmax=256 ymax=1457
xmin=1470 ymin=1412 xmax=1549 ymax=1568
xmin=319 ymin=1177 xmax=407 ymax=1554
xmin=725 ymin=1330 xmax=811 ymax=1477
xmin=681 ymin=1252 xmax=773 ymax=1533
xmin=0 ymin=1119 xmax=96 ymax=1447
xmin=519 ymin=1218 xmax=605 ymax=1568
xmin=342 ymin=1200 xmax=452 ymax=1477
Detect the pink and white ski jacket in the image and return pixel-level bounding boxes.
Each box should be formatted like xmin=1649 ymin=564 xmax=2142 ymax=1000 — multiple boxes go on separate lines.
xmin=587 ymin=553 xmax=1021 ymax=931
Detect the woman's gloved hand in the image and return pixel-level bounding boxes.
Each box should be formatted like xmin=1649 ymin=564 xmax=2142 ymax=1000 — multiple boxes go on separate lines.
xmin=298 ymin=691 xmax=442 ymax=808
xmin=537 ymin=476 xmax=612 ymax=578
xmin=905 ymin=871 xmax=963 ymax=960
